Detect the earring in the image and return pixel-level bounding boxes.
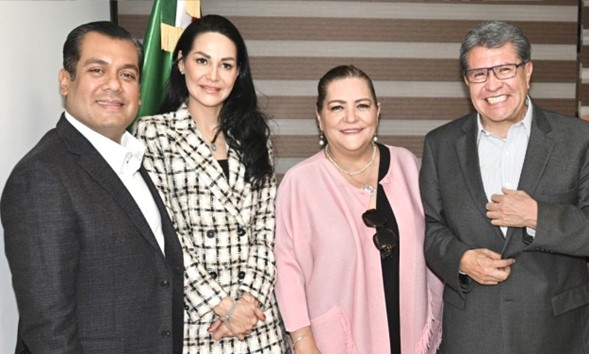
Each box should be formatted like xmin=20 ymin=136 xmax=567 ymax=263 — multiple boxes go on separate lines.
xmin=373 ymin=135 xmax=378 ymax=142
xmin=319 ymin=131 xmax=326 ymax=146
xmin=180 ymin=70 xmax=185 ymax=75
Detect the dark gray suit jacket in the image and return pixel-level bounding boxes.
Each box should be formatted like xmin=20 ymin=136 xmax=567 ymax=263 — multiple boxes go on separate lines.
xmin=1 ymin=116 xmax=184 ymax=354
xmin=420 ymin=102 xmax=589 ymax=353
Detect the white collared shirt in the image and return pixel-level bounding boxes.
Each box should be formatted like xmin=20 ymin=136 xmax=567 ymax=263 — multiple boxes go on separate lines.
xmin=65 ymin=112 xmax=165 ymax=254
xmin=477 ymin=97 xmax=534 ymax=236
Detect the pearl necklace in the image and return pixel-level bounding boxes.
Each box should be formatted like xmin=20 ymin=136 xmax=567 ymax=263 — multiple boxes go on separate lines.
xmin=324 ymin=143 xmax=376 ymax=176
xmin=324 ymin=143 xmax=377 ymax=195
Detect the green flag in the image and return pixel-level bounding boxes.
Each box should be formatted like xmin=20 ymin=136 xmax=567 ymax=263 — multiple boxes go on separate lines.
xmin=137 ymin=0 xmax=178 ymax=118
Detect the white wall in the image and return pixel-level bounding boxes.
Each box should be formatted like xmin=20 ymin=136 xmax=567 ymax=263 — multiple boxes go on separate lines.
xmin=0 ymin=2 xmax=110 ymax=351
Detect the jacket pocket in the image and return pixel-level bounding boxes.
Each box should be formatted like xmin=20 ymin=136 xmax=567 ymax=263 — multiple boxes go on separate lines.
xmin=443 ymin=285 xmax=466 ymax=310
xmin=80 ymin=338 xmax=121 ymax=354
xmin=552 ymin=281 xmax=589 ymax=316
xmin=311 ymin=306 xmax=358 ymax=354
xmin=538 ymin=186 xmax=578 ymax=204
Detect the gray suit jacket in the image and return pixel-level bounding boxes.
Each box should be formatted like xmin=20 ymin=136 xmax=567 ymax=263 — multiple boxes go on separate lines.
xmin=420 ymin=102 xmax=589 ymax=353
xmin=1 ymin=116 xmax=184 ymax=354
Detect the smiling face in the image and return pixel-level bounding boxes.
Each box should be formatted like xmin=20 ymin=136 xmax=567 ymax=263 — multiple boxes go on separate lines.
xmin=465 ymin=42 xmax=533 ymax=136
xmin=317 ymin=77 xmax=381 ymax=156
xmin=58 ymin=32 xmax=141 ymax=142
xmin=178 ymin=32 xmax=239 ymax=116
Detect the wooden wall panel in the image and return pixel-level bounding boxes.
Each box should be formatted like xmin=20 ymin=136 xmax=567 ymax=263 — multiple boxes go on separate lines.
xmin=581 ymin=1 xmax=589 ymax=119
xmin=232 ymin=17 xmax=577 ymax=45
xmin=118 ymin=14 xmax=149 ymax=39
xmin=118 ymin=0 xmax=581 ymax=177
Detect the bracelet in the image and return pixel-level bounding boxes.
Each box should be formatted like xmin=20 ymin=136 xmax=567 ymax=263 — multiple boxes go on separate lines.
xmin=219 ymin=298 xmax=237 ymax=322
xmin=292 ymin=331 xmax=310 ymax=346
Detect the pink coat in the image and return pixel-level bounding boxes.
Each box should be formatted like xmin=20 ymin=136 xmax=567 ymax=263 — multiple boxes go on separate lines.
xmin=275 ymin=146 xmax=443 ymax=354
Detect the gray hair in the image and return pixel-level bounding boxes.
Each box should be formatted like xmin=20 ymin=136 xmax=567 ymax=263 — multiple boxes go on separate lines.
xmin=459 ymin=20 xmax=531 ymax=73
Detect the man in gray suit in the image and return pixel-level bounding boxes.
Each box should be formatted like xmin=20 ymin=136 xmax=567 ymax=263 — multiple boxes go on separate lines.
xmin=1 ymin=21 xmax=183 ymax=353
xmin=420 ymin=20 xmax=589 ymax=353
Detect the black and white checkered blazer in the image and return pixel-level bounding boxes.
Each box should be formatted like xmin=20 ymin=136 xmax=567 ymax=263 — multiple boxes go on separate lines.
xmin=134 ymin=105 xmax=288 ymax=353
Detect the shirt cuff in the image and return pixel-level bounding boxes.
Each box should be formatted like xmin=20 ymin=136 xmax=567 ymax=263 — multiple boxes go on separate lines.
xmin=526 ymin=227 xmax=536 ymax=238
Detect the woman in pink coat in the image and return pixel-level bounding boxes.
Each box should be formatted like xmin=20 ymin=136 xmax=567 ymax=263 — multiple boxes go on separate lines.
xmin=274 ymin=65 xmax=443 ymax=354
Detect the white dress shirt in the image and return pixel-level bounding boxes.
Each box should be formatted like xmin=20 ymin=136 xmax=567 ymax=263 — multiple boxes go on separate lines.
xmin=65 ymin=112 xmax=165 ymax=254
xmin=477 ymin=97 xmax=533 ymax=236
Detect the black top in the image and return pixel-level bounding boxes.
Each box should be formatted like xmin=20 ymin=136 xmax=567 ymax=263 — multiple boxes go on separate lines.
xmin=375 ymin=143 xmax=401 ymax=353
xmin=217 ymin=159 xmax=229 ymax=178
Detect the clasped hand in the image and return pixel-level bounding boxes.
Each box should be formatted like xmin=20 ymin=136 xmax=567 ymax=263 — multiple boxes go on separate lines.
xmin=460 ymin=248 xmax=515 ymax=285
xmin=460 ymin=188 xmax=536 ymax=285
xmin=486 ymin=187 xmax=537 ymax=229
xmin=210 ymin=293 xmax=266 ymax=341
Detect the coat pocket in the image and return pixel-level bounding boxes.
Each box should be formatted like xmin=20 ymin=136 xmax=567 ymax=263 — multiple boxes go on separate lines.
xmin=311 ymin=306 xmax=358 ymax=354
xmin=538 ymin=186 xmax=578 ymax=204
xmin=552 ymin=281 xmax=589 ymax=316
xmin=80 ymin=338 xmax=121 ymax=354
xmin=443 ymin=285 xmax=466 ymax=310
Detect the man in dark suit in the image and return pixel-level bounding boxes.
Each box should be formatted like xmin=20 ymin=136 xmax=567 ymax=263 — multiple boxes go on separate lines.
xmin=420 ymin=20 xmax=589 ymax=353
xmin=1 ymin=21 xmax=183 ymax=353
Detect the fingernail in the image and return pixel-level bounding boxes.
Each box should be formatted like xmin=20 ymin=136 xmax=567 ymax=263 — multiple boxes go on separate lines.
xmin=207 ymin=326 xmax=212 ymax=332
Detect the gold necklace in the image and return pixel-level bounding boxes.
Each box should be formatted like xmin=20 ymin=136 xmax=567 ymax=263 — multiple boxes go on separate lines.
xmin=324 ymin=142 xmax=376 ymax=177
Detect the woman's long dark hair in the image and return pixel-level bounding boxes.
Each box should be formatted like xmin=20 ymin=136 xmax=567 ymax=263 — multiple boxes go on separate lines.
xmin=160 ymin=14 xmax=273 ymax=188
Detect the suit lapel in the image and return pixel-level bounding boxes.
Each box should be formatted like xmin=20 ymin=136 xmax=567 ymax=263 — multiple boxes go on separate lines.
xmin=514 ymin=107 xmax=554 ymax=195
xmin=166 ymin=107 xmax=245 ymax=224
xmin=503 ymin=106 xmax=555 ymax=254
xmin=57 ymin=116 xmax=165 ymax=256
xmin=455 ymin=115 xmax=505 ymax=241
xmin=141 ymin=165 xmax=184 ymax=353
xmin=141 ymin=167 xmax=182 ymax=262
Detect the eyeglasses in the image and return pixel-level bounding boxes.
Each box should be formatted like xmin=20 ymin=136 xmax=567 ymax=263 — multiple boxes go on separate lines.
xmin=464 ymin=62 xmax=526 ymax=83
xmin=362 ymin=209 xmax=398 ymax=259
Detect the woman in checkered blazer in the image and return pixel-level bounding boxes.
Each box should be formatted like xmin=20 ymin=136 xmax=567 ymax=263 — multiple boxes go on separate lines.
xmin=134 ymin=15 xmax=289 ymax=354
